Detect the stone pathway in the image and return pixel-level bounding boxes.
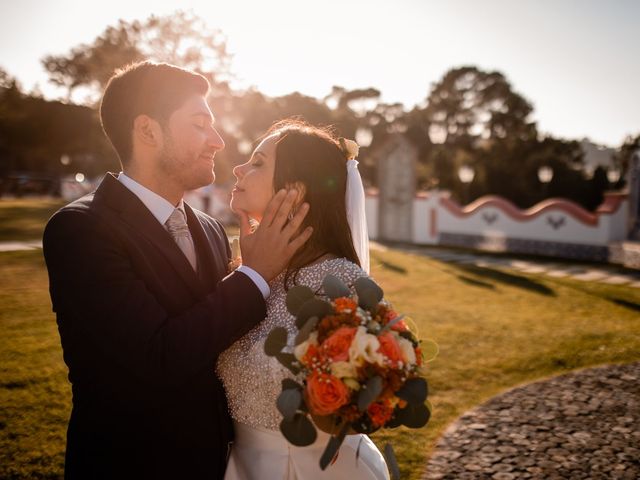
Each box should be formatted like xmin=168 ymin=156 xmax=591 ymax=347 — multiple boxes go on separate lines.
xmin=373 ymin=243 xmax=640 ymax=288
xmin=422 ymin=362 xmax=640 ymax=479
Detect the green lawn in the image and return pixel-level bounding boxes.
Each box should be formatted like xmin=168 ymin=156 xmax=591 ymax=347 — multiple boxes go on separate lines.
xmin=0 ymin=199 xmax=65 ymax=242
xmin=0 ymin=250 xmax=69 ymax=479
xmin=1 ymin=199 xmax=639 ymax=478
xmin=369 ymin=249 xmax=640 ymax=478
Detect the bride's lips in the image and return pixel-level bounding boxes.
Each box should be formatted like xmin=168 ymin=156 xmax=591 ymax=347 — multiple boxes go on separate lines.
xmin=232 ymin=185 xmax=245 ymax=194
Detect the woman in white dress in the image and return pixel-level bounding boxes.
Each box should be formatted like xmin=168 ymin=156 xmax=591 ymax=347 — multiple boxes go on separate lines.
xmin=216 ymin=120 xmax=390 ymax=480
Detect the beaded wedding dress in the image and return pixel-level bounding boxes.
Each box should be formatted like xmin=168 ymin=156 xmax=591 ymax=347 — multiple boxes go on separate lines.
xmin=216 ymin=258 xmax=390 ymax=480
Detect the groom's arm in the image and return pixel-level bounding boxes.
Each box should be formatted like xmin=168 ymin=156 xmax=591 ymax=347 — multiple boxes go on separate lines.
xmin=43 ymin=208 xmax=266 ymax=388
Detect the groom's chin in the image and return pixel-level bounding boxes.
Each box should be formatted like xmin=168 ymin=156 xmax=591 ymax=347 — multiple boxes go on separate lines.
xmin=189 ymin=171 xmax=215 ymax=190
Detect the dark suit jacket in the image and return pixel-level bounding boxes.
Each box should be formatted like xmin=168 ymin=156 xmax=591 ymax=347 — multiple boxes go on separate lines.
xmin=43 ymin=173 xmax=266 ymax=479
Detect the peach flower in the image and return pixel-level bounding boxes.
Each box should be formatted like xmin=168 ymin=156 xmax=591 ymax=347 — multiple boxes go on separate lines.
xmin=378 ymin=331 xmax=403 ymax=366
xmin=306 ymin=371 xmax=350 ymax=416
xmin=322 ymin=327 xmax=357 ymax=362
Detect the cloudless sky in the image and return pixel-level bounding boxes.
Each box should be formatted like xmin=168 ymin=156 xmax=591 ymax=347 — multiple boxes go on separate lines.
xmin=1 ymin=0 xmax=638 ymax=147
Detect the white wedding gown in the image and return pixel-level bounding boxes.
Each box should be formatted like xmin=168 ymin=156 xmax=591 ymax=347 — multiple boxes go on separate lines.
xmin=216 ymin=258 xmax=390 ymax=480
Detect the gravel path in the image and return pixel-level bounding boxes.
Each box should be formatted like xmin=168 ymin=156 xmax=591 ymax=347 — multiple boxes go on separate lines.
xmin=423 ymin=362 xmax=640 ymax=479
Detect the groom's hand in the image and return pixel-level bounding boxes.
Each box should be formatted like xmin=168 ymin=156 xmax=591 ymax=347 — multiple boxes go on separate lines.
xmin=238 ymin=189 xmax=313 ymax=282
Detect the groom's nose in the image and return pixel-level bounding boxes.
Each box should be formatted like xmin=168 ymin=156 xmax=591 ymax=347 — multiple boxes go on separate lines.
xmin=208 ymin=127 xmax=225 ymax=151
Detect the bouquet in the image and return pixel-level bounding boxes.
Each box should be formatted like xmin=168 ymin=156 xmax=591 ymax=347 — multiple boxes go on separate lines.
xmin=264 ymin=274 xmax=437 ymax=476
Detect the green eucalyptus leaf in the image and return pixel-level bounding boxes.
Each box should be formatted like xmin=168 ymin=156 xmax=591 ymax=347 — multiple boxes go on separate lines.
xmin=281 ymin=378 xmax=303 ymax=391
xmin=396 ymin=402 xmax=431 ymax=429
xmin=277 ymin=388 xmax=302 ymax=422
xmin=396 ymin=378 xmax=428 ymax=405
xmin=319 ymin=424 xmax=349 ymax=470
xmin=351 ymin=415 xmax=380 ymax=434
xmin=296 ymin=299 xmax=333 ymax=329
xmin=295 ymin=316 xmax=319 ymax=345
xmin=286 ymin=285 xmax=315 ymax=315
xmin=322 ymin=274 xmax=351 ymax=299
xmin=280 ymin=413 xmax=317 ymax=446
xmin=357 ymin=375 xmax=383 ymax=412
xmin=264 ymin=327 xmax=288 ymax=356
xmin=386 ymin=410 xmax=403 ymax=429
xmin=384 ymin=443 xmax=401 ymax=480
xmin=354 ymin=277 xmax=383 ymax=310
xmin=276 ymin=352 xmax=301 ymax=374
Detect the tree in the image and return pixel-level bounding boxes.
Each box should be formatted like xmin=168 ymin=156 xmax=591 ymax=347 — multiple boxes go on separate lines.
xmin=413 ymin=66 xmax=614 ymax=210
xmin=0 ymin=67 xmax=20 ymax=90
xmin=424 ymin=66 xmax=536 ymax=145
xmin=616 ymin=132 xmax=640 ymax=189
xmin=42 ymin=10 xmax=232 ymax=103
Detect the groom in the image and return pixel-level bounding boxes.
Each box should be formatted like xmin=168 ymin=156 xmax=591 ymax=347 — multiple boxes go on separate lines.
xmin=43 ymin=62 xmax=311 ymax=479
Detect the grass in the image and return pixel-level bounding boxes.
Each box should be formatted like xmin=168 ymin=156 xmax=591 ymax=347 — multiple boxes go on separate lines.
xmin=1 ymin=199 xmax=639 ymax=478
xmin=0 ymin=250 xmax=69 ymax=479
xmin=368 ymin=249 xmax=640 ymax=478
xmin=0 ymin=199 xmax=65 ymax=242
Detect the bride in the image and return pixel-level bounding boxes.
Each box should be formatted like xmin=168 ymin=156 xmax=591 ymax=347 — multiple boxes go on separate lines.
xmin=216 ymin=119 xmax=390 ymax=479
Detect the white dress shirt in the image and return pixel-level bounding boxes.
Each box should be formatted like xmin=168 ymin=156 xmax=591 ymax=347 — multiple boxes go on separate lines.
xmin=118 ymin=173 xmax=270 ymax=299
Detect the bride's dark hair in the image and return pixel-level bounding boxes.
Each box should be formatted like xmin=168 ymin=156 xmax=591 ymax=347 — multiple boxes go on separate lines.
xmin=264 ymin=118 xmax=361 ymax=286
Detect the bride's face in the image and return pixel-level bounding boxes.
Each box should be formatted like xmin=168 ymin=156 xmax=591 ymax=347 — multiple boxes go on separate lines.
xmin=231 ymin=135 xmax=278 ymax=221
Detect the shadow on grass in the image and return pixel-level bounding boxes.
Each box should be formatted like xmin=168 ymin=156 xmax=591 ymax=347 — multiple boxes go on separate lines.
xmin=542 ymin=276 xmax=640 ymax=314
xmin=376 ymin=259 xmax=408 ymax=274
xmin=456 ymin=275 xmax=496 ymax=290
xmin=0 ymin=381 xmax=28 ymax=390
xmin=448 ymin=263 xmax=556 ymax=296
xmin=605 ymin=297 xmax=640 ymax=313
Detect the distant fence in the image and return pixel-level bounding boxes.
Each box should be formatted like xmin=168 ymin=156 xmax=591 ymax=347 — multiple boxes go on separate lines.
xmin=366 ymin=190 xmax=631 ymax=263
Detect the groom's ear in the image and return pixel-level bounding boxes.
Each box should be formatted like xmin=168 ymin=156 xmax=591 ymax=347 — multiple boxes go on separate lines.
xmin=286 ymin=182 xmax=307 ymax=209
xmin=133 ymin=115 xmax=162 ymax=148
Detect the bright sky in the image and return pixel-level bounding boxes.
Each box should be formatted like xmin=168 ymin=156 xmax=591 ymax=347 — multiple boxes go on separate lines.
xmin=1 ymin=0 xmax=638 ymax=147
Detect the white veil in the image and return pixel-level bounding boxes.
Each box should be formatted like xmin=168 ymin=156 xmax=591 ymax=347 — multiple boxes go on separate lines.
xmin=345 ymin=159 xmax=370 ymax=274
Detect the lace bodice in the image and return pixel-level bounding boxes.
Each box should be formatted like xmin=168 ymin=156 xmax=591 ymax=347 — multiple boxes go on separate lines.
xmin=216 ymin=258 xmax=367 ymax=431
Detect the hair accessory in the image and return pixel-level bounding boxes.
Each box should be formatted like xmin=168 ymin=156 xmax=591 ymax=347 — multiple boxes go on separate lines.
xmin=339 ymin=137 xmax=360 ymax=160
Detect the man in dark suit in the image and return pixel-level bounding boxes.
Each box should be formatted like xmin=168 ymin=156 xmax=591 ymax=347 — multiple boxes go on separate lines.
xmin=42 ymin=61 xmax=312 ymax=479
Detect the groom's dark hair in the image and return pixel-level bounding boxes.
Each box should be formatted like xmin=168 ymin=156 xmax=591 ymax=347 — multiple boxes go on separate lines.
xmin=100 ymin=61 xmax=210 ymax=166
xmin=265 ymin=119 xmax=361 ymax=286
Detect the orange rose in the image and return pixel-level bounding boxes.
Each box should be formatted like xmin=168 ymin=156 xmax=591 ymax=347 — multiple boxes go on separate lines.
xmin=322 ymin=327 xmax=357 ymax=362
xmin=306 ymin=371 xmax=350 ymax=416
xmin=334 ymin=297 xmax=358 ymax=313
xmin=367 ymin=400 xmax=394 ymax=427
xmin=378 ymin=332 xmax=403 ymax=366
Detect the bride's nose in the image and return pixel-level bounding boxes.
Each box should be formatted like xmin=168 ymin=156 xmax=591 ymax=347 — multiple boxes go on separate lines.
xmin=233 ymin=163 xmax=245 ymax=180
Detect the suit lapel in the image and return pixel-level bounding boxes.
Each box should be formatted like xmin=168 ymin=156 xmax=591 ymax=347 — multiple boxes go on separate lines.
xmin=94 ymin=174 xmax=205 ymax=296
xmin=185 ymin=203 xmax=227 ymax=292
